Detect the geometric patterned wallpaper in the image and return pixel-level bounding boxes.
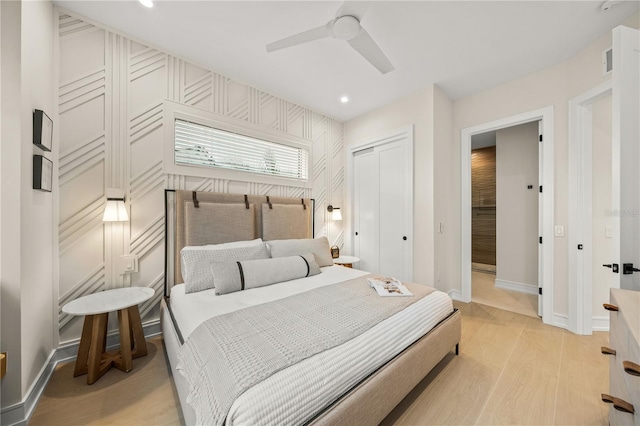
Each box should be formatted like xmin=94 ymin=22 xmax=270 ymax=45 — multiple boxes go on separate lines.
xmin=57 ymin=9 xmax=345 ymax=343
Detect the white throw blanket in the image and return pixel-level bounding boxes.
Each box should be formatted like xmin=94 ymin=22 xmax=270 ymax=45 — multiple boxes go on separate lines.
xmin=176 ymin=275 xmax=434 ymax=425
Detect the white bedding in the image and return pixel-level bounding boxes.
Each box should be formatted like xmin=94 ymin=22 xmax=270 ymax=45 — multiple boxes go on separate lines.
xmin=170 ymin=265 xmax=370 ymax=339
xmin=170 ymin=266 xmax=453 ymax=425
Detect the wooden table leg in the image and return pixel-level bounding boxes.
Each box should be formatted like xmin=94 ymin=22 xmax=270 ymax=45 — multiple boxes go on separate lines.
xmin=128 ymin=305 xmax=148 ymax=359
xmin=73 ymin=315 xmax=94 ymax=377
xmin=87 ymin=313 xmax=110 ymax=385
xmin=115 ymin=308 xmax=133 ymax=372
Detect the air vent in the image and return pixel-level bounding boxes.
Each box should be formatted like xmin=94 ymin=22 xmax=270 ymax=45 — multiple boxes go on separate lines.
xmin=603 ymin=47 xmax=613 ymax=76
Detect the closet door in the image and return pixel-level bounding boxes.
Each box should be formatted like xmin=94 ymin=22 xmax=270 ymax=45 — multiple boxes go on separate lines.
xmin=378 ymin=140 xmax=411 ymax=281
xmin=352 ymin=134 xmax=412 ymax=282
xmin=353 ymin=147 xmax=379 ymax=274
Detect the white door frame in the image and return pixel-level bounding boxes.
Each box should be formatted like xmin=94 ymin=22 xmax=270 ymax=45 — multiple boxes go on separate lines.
xmin=346 ymin=125 xmax=414 ymax=281
xmin=461 ymin=107 xmax=554 ymax=326
xmin=568 ymin=80 xmax=612 ymax=335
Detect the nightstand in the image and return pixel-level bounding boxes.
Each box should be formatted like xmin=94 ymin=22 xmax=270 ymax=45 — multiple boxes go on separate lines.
xmin=333 ymin=255 xmax=360 ymax=268
xmin=62 ymin=287 xmax=154 ymax=384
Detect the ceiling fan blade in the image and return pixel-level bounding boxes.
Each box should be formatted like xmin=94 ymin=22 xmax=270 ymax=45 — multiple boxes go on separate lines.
xmin=335 ymin=1 xmax=370 ymax=20
xmin=347 ymin=28 xmax=394 ymax=74
xmin=266 ymin=23 xmax=332 ymax=53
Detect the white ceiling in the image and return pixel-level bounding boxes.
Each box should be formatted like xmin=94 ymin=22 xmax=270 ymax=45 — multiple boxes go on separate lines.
xmin=54 ymin=1 xmax=639 ymax=122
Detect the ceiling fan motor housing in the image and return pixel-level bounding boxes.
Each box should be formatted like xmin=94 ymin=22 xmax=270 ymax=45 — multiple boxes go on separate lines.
xmin=333 ymin=15 xmax=361 ymax=40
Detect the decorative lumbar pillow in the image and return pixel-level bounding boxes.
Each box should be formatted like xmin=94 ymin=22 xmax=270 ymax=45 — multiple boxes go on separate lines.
xmin=213 ymin=253 xmax=321 ymax=296
xmin=267 ymin=237 xmax=333 ymax=267
xmin=181 ymin=243 xmax=270 ymax=293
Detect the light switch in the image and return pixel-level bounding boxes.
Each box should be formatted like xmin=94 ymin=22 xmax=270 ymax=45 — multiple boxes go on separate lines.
xmin=554 ymin=225 xmax=565 ymax=237
xmin=605 ymin=226 xmax=613 ymax=238
xmin=120 ymin=255 xmax=138 ymax=274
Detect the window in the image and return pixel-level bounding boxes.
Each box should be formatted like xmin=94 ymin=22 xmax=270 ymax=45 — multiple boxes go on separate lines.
xmin=174 ymin=119 xmax=309 ymax=181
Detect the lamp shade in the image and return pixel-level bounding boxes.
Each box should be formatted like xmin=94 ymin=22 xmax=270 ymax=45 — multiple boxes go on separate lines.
xmin=103 ymin=199 xmax=129 ymax=222
xmin=331 ymin=208 xmax=342 ymax=221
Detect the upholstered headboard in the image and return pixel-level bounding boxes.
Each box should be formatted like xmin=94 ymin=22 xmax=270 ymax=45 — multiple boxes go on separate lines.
xmin=164 ymin=189 xmax=314 ymax=295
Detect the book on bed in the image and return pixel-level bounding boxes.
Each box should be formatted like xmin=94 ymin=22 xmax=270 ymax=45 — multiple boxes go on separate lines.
xmin=367 ymin=276 xmax=413 ymax=297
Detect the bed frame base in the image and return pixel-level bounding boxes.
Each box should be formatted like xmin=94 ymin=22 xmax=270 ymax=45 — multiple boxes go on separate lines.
xmin=161 ymin=299 xmax=460 ymax=426
xmin=308 ymin=308 xmax=461 ymax=425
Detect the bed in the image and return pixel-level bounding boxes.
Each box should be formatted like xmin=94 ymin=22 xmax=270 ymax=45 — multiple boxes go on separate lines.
xmin=161 ymin=189 xmax=461 ymax=425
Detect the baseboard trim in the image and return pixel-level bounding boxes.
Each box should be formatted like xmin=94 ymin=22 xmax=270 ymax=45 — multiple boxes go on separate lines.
xmin=553 ymin=313 xmax=569 ymax=330
xmin=448 ymin=289 xmax=465 ymax=302
xmin=592 ymin=316 xmax=610 ymax=332
xmin=0 ymin=319 xmax=161 ymax=426
xmin=494 ymin=279 xmax=538 ymax=295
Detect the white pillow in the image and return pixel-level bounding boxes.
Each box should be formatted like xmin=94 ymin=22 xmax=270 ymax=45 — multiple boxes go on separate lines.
xmin=181 ymin=243 xmax=270 ymax=293
xmin=267 ymin=237 xmax=333 ymax=267
xmin=180 ymin=239 xmax=263 ymax=279
xmin=181 ymin=238 xmax=263 ymax=252
xmin=213 ymin=253 xmax=321 ymax=295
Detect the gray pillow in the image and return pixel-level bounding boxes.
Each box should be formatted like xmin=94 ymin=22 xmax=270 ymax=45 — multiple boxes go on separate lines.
xmin=182 ymin=243 xmax=270 ymax=293
xmin=213 ymin=253 xmax=321 ymax=295
xmin=267 ymin=237 xmax=333 ymax=267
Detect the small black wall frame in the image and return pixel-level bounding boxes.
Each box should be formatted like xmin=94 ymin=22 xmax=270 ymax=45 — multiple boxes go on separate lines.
xmin=33 ymin=109 xmax=53 ymax=152
xmin=33 ymin=155 xmax=53 ymax=192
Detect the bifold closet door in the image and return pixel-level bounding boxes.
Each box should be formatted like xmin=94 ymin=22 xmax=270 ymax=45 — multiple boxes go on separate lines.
xmin=353 ymin=139 xmax=411 ymax=281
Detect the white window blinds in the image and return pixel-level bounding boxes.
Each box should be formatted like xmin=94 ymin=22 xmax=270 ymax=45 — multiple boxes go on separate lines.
xmin=174 ymin=119 xmax=309 ymax=180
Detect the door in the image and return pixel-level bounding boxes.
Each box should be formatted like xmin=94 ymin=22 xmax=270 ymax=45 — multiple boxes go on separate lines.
xmin=611 ymin=26 xmax=640 ymax=291
xmin=353 ymin=148 xmax=379 ymax=274
xmin=351 ymin=128 xmax=413 ymax=282
xmin=378 ymin=140 xmax=411 ymax=281
xmin=538 ymin=121 xmax=543 ymax=317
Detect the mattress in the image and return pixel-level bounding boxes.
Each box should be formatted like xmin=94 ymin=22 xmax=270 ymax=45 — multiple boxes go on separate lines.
xmin=170 ymin=265 xmax=453 ymax=425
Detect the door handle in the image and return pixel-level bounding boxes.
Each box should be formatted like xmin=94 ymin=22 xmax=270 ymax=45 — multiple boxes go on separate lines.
xmin=623 ymin=360 xmax=640 ymax=376
xmin=601 ymin=346 xmax=616 ymax=356
xmin=623 ymin=263 xmax=640 ymax=274
xmin=603 ymin=263 xmax=619 ymax=273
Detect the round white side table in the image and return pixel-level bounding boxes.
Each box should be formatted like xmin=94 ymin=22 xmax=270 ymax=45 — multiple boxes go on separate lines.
xmin=333 ymin=255 xmax=360 ymax=268
xmin=62 ymin=287 xmax=154 ymax=384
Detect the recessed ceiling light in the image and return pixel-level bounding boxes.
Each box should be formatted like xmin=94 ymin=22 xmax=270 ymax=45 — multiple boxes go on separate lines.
xmin=340 ymin=96 xmax=349 ymax=103
xmin=139 ymin=0 xmax=153 ymax=8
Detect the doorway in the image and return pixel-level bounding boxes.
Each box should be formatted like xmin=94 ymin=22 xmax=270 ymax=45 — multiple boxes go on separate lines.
xmin=461 ymin=106 xmax=554 ymax=326
xmin=470 ymin=124 xmax=539 ymax=318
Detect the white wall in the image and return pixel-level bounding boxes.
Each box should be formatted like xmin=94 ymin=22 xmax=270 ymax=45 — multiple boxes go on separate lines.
xmin=1 ymin=0 xmax=25 ymax=409
xmin=446 ymin=25 xmax=628 ymax=319
xmin=56 ymin=8 xmax=344 ymax=344
xmin=344 ymin=87 xmax=436 ymax=286
xmin=0 ymin=0 xmax=56 ymax=412
xmin=344 ymin=85 xmax=454 ymax=289
xmin=591 ymin=93 xmax=612 ymax=316
xmin=495 ymin=122 xmax=539 ymax=288
xmin=20 ymin=0 xmax=56 ymax=398
xmin=433 ymin=86 xmax=455 ymax=292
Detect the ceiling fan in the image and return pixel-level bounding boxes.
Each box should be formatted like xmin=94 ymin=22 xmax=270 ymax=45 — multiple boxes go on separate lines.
xmin=266 ymin=2 xmax=394 ymax=74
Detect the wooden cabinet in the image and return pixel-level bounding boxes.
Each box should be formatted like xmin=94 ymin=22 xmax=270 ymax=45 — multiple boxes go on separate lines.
xmin=603 ymin=289 xmax=640 ymax=425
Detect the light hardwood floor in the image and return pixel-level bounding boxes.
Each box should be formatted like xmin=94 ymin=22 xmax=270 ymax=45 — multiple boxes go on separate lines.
xmin=472 ymin=270 xmax=538 ymax=318
xmin=30 ymin=301 xmax=608 ymax=425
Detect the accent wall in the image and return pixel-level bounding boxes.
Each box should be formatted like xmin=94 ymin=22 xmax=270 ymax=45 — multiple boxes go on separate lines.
xmin=56 ymin=8 xmax=344 ymax=344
